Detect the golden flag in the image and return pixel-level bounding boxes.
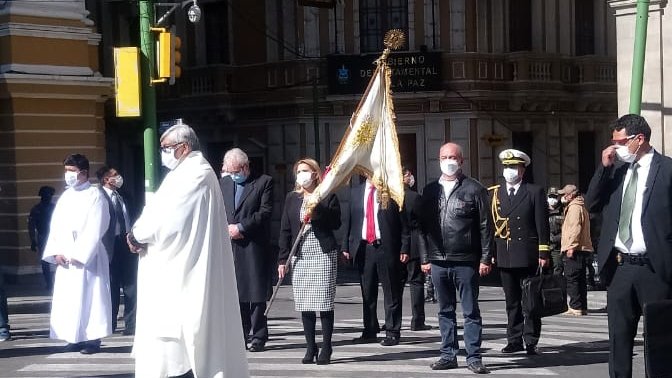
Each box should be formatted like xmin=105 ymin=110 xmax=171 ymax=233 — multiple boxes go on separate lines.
xmin=306 ymin=30 xmax=405 ymax=216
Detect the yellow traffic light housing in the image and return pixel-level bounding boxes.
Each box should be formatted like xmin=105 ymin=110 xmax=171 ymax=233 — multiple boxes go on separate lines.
xmin=151 ymin=27 xmax=181 ymax=85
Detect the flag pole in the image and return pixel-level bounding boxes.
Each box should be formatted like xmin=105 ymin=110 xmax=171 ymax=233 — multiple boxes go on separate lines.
xmin=264 ymin=223 xmax=309 ymax=317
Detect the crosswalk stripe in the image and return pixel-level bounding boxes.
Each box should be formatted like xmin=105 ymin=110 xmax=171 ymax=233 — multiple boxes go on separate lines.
xmin=19 ymin=363 xmax=135 ymax=372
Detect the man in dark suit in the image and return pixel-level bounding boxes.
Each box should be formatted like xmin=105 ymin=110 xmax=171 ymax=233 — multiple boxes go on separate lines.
xmin=96 ymin=166 xmax=137 ymax=335
xmin=493 ymin=149 xmax=550 ymax=356
xmin=342 ymin=177 xmax=410 ymax=346
xmin=220 ymin=148 xmax=274 ymax=352
xmin=585 ymin=114 xmax=672 ymax=378
xmin=401 ymin=168 xmax=430 ymax=331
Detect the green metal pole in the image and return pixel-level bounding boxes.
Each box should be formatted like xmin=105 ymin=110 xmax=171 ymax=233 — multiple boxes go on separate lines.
xmin=139 ymin=0 xmax=159 ymax=194
xmin=628 ymin=0 xmax=650 ymax=115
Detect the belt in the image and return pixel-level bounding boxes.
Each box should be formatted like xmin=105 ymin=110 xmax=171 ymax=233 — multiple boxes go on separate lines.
xmin=617 ymin=252 xmax=650 ymax=266
xmin=363 ymin=239 xmax=382 ymax=247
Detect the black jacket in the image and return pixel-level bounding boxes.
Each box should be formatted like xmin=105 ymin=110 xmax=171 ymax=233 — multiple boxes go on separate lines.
xmin=278 ymin=192 xmax=341 ymax=264
xmin=585 ymin=151 xmax=672 ymax=286
xmin=417 ymin=175 xmax=494 ymax=265
xmin=494 ymin=182 xmax=551 ymax=268
xmin=403 ymin=188 xmax=422 ymax=259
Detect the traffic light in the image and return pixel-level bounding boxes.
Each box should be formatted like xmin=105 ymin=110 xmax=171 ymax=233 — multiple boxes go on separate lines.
xmin=152 ymin=27 xmax=181 ymax=85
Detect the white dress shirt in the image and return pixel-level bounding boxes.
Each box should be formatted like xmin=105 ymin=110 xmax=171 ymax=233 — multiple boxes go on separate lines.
xmin=614 ymin=148 xmax=653 ymax=255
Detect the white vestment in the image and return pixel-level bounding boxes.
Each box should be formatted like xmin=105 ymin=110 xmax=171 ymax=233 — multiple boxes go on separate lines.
xmin=132 ymin=151 xmax=249 ymax=378
xmin=42 ymin=181 xmax=112 ymax=343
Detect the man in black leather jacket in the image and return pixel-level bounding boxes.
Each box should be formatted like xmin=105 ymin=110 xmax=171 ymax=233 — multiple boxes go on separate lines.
xmin=417 ymin=142 xmax=494 ymax=374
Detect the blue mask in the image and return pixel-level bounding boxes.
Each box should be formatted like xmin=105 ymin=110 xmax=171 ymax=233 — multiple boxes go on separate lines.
xmin=231 ymin=172 xmax=247 ymax=184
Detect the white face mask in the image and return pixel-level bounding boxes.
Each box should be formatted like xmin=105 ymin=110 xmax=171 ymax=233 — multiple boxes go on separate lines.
xmin=440 ymin=159 xmax=460 ymax=176
xmin=503 ymin=167 xmax=520 ymax=184
xmin=111 ymin=175 xmax=123 ymax=189
xmin=615 ymin=145 xmax=637 ymax=163
xmin=406 ymin=174 xmax=415 ymax=188
xmin=296 ymin=171 xmax=314 ymax=188
xmin=547 ymin=197 xmax=558 ymax=207
xmin=161 ymin=150 xmax=180 ymax=170
xmin=64 ymin=171 xmax=79 ymax=187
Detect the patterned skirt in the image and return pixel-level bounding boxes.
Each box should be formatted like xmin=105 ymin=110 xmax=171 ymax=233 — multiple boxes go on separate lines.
xmin=290 ymin=228 xmax=337 ymax=312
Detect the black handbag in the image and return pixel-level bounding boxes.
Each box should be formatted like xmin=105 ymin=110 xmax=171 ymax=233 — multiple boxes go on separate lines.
xmin=521 ymin=267 xmax=568 ymax=318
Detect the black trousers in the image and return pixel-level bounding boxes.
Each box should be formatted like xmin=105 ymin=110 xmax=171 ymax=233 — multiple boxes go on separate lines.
xmin=607 ymin=258 xmax=672 ymax=378
xmin=355 ymin=242 xmax=404 ymax=337
xmin=499 ymin=266 xmax=542 ymax=346
xmin=564 ymin=251 xmax=590 ymax=312
xmin=240 ymin=301 xmax=268 ymax=344
xmin=401 ymin=257 xmax=426 ymax=328
xmin=110 ymin=235 xmax=138 ymax=333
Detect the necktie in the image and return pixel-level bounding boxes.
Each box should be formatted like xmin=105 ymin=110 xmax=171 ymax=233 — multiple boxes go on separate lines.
xmin=234 ymin=183 xmax=244 ymax=208
xmin=112 ymin=191 xmax=126 ymax=235
xmin=365 ymin=185 xmax=376 ymax=243
xmin=509 ymin=187 xmax=515 ymax=198
xmin=619 ymin=163 xmax=639 ymax=244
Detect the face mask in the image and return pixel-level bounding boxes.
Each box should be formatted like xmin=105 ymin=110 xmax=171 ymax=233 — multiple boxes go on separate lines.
xmin=615 ymin=145 xmax=637 ymax=163
xmin=440 ymin=159 xmax=460 ymax=176
xmin=161 ymin=150 xmax=180 ymax=170
xmin=503 ymin=167 xmax=520 ymax=184
xmin=296 ymin=171 xmax=314 ymax=188
xmin=111 ymin=175 xmax=123 ymax=189
xmin=231 ymin=172 xmax=247 ymax=184
xmin=547 ymin=197 xmax=558 ymax=207
xmin=406 ymin=174 xmax=415 ymax=188
xmin=64 ymin=171 xmax=79 ymax=187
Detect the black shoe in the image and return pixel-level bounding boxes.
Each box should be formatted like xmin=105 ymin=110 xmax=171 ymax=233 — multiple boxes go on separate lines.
xmin=411 ymin=324 xmax=432 ymax=331
xmin=302 ymin=347 xmax=318 ymax=364
xmin=316 ymin=346 xmax=332 ymax=365
xmin=63 ymin=342 xmax=83 ymax=352
xmin=467 ymin=360 xmax=490 ymax=374
xmin=501 ymin=343 xmax=524 ymax=353
xmin=80 ymin=344 xmax=100 ymax=354
xmin=430 ymin=358 xmax=458 ymax=370
xmin=526 ymin=344 xmax=540 ymax=355
xmin=380 ymin=335 xmax=399 ymax=346
xmin=352 ymin=334 xmax=378 ymax=344
xmin=248 ymin=341 xmax=265 ymax=352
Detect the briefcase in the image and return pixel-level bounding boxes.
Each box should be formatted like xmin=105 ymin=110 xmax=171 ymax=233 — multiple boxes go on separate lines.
xmin=522 ymin=268 xmax=568 ymax=318
xmin=644 ymin=299 xmax=672 ymax=378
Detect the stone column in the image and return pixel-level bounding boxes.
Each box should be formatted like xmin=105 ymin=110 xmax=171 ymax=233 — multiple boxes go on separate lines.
xmin=609 ymin=0 xmax=671 ymax=154
xmin=0 ymin=1 xmax=112 ymax=278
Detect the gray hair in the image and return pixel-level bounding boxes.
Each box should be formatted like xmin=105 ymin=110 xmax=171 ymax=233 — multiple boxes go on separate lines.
xmin=160 ymin=121 xmax=201 ymax=151
xmin=223 ymin=148 xmax=249 ymax=166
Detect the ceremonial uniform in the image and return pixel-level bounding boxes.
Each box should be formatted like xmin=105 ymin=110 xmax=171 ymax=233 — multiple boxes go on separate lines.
xmin=492 ymin=149 xmax=550 ymax=354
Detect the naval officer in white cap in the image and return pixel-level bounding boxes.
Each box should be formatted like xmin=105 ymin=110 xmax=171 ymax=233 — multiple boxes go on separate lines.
xmin=492 ymin=149 xmax=550 ymax=356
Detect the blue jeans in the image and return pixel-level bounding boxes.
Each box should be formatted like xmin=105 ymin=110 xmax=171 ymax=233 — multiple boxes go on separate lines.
xmin=431 ymin=261 xmax=482 ymax=363
xmin=0 ymin=272 xmax=9 ymax=336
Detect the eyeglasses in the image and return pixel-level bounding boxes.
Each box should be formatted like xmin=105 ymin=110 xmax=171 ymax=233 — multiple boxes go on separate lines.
xmin=612 ymin=134 xmax=637 ymax=146
xmin=160 ymin=142 xmax=183 ymax=153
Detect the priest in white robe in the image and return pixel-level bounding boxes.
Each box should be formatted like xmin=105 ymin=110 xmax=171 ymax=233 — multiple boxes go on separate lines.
xmin=42 ymin=153 xmax=112 ymax=354
xmin=128 ymin=122 xmax=249 ymax=378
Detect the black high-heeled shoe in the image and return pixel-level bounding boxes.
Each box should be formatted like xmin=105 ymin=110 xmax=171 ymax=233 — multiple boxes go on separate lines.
xmin=302 ymin=347 xmax=318 ymax=364
xmin=316 ymin=346 xmax=332 ymax=365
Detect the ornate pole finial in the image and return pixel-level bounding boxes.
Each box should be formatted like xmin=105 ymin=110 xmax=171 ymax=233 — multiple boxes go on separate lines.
xmin=383 ymin=29 xmax=406 ymax=51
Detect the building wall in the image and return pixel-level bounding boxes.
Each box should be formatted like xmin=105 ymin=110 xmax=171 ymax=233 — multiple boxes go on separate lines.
xmin=0 ymin=0 xmax=112 ymax=277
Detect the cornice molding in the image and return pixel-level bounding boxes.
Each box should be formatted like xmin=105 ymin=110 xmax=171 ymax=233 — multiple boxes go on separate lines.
xmin=0 ymin=0 xmax=94 ymax=26
xmin=0 ymin=23 xmax=101 ymax=44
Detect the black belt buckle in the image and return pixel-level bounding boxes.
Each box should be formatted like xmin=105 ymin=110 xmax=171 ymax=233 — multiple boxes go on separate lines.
xmin=617 ymin=252 xmax=649 ymax=266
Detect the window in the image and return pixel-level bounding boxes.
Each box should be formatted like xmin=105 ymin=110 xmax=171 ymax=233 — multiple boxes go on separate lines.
xmin=575 ymin=1 xmax=595 ymax=56
xmin=509 ymin=0 xmax=531 ymax=52
xmin=204 ymin=2 xmax=229 ymax=64
xmin=359 ymin=0 xmax=408 ymax=53
xmin=449 ymin=0 xmax=465 ymax=52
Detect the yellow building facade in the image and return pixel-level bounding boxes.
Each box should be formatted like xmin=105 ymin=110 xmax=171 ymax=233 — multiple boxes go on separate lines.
xmin=0 ymin=1 xmax=111 ymax=277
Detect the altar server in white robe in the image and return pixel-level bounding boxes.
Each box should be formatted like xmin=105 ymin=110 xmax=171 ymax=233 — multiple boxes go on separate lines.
xmin=127 ymin=122 xmax=249 ymax=378
xmin=43 ymin=153 xmax=112 ymax=355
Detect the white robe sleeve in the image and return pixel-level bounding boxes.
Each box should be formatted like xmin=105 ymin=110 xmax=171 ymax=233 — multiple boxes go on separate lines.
xmin=42 ymin=191 xmax=70 ymax=264
xmin=70 ymin=190 xmax=110 ymax=266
